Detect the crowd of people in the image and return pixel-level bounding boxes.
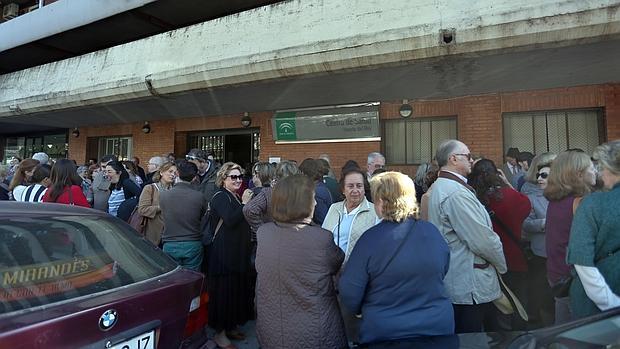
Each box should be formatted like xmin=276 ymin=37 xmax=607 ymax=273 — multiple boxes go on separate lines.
xmin=1 ymin=140 xmax=619 ymax=349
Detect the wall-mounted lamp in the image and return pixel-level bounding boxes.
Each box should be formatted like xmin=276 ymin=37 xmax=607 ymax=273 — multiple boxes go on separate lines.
xmin=141 ymin=121 xmax=151 ymax=134
xmin=71 ymin=127 xmax=80 ymax=138
xmin=241 ymin=112 xmax=252 ymax=128
xmin=399 ymin=99 xmax=413 ymax=118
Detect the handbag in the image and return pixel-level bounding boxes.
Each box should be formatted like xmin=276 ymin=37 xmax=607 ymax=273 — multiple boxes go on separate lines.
xmin=201 ymin=191 xmax=228 ymax=246
xmin=128 ymin=184 xmax=155 ymax=235
xmin=493 ymin=271 xmax=528 ymax=321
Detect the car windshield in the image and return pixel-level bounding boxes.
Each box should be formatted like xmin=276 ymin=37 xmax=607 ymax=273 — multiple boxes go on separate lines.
xmin=0 ymin=215 xmax=177 ymax=314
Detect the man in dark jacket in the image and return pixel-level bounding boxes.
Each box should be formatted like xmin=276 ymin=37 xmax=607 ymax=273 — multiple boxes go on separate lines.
xmin=186 ymin=148 xmax=218 ymax=204
xmin=159 ymin=160 xmax=206 ymax=271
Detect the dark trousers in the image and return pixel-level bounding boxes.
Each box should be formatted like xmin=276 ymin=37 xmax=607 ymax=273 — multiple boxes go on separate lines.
xmin=453 ymin=303 xmax=488 ymax=333
xmin=526 ymin=255 xmax=555 ymax=327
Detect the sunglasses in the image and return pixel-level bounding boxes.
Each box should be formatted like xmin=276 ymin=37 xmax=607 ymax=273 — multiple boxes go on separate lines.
xmin=227 ymin=175 xmax=243 ymax=181
xmin=536 ymin=172 xmax=549 ymax=179
xmin=185 ymin=155 xmax=205 ymax=162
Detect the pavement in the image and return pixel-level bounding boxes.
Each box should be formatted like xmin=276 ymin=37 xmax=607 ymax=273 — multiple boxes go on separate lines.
xmin=200 ymin=321 xmax=259 ymax=349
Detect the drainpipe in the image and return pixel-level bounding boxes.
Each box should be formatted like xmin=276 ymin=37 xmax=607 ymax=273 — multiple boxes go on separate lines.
xmin=39 ymin=0 xmax=44 ymax=8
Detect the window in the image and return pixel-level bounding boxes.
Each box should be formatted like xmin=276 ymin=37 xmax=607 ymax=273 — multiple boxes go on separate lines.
xmin=503 ymin=109 xmax=604 ymax=155
xmin=383 ymin=117 xmax=457 ymax=164
xmin=98 ymin=137 xmax=132 ymax=161
xmin=0 ymin=215 xmax=177 ymax=314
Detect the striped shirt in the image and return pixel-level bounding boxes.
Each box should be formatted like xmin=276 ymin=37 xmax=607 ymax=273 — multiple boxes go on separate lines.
xmin=14 ymin=184 xmax=47 ymax=203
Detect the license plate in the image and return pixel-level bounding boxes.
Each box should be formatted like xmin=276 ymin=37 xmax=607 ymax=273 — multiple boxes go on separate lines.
xmin=110 ymin=330 xmax=155 ymax=349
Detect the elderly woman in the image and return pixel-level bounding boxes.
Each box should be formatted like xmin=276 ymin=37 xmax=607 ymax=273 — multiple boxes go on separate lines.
xmin=322 ymin=167 xmax=378 ymax=261
xmin=544 ymin=150 xmax=596 ymax=324
xmin=256 ymin=174 xmax=347 ymax=349
xmin=522 ymin=152 xmax=556 ymax=326
xmin=137 ymin=161 xmax=177 ymax=246
xmin=339 ymin=172 xmax=453 ymax=346
xmin=567 ymin=141 xmax=620 ymax=318
xmin=207 ymin=162 xmax=254 ymax=349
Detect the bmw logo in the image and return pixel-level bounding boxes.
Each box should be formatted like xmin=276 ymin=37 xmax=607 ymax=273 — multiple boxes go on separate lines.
xmin=99 ymin=309 xmax=118 ymax=331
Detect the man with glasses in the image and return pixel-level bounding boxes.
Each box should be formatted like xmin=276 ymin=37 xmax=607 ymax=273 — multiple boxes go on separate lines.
xmin=186 ymin=148 xmax=218 ymax=204
xmin=428 ymin=139 xmax=507 ymax=333
xmin=366 ymin=152 xmax=386 ymax=180
xmin=92 ymin=154 xmax=118 ymax=211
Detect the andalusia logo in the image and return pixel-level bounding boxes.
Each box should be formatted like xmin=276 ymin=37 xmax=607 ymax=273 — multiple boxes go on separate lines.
xmin=276 ymin=118 xmax=297 ymax=140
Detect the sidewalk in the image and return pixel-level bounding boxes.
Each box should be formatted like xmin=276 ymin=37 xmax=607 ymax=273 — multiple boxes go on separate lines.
xmin=201 ymin=321 xmax=259 ymax=349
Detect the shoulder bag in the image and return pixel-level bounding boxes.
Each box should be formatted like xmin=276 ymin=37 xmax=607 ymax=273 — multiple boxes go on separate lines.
xmin=128 ymin=184 xmax=155 ymax=235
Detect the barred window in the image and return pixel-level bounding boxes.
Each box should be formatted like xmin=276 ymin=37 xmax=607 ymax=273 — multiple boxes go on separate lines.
xmin=383 ymin=117 xmax=457 ymax=165
xmin=503 ymin=109 xmax=604 ymax=155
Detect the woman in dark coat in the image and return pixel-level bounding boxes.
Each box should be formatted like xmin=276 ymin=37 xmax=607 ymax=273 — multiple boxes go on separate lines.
xmin=255 ymin=174 xmax=346 ymax=349
xmin=207 ymin=162 xmax=254 ymax=349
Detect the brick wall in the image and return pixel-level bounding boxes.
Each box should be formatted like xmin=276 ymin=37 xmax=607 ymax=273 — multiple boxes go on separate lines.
xmin=68 ymin=83 xmax=620 ymax=178
xmin=380 ymin=83 xmax=620 ymax=175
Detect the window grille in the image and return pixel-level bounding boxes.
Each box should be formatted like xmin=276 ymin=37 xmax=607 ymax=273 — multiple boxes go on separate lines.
xmin=503 ymin=109 xmax=604 ymax=155
xmin=383 ymin=117 xmax=457 ymax=165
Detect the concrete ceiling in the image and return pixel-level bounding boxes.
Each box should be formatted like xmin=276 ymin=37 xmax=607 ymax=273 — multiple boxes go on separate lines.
xmin=0 ymin=0 xmax=282 ymax=74
xmin=1 ymin=38 xmax=620 ymax=135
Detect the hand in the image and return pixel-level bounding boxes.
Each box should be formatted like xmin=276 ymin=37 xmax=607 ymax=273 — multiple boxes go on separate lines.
xmin=497 ymin=169 xmax=514 ymax=188
xmin=241 ymin=189 xmax=253 ymax=204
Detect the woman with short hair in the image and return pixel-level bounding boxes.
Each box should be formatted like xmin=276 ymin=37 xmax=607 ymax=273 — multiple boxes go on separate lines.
xmin=137 ymin=161 xmax=177 ymax=246
xmin=207 ymin=162 xmax=254 ymax=349
xmin=567 ymin=140 xmax=620 ymax=318
xmin=522 ymin=152 xmax=556 ymax=326
xmin=339 ymin=172 xmax=453 ymax=346
xmin=42 ymin=159 xmax=90 ymax=208
xmin=256 ymin=174 xmax=347 ymax=349
xmin=544 ymin=150 xmax=597 ymax=324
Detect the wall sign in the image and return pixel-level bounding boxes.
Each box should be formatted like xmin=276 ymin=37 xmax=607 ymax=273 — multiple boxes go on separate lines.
xmin=272 ymin=104 xmax=380 ymax=142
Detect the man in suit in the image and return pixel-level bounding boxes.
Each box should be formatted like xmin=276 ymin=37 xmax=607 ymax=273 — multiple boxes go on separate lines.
xmin=502 ymin=147 xmax=521 ymax=184
xmin=428 ymin=139 xmax=507 ymax=333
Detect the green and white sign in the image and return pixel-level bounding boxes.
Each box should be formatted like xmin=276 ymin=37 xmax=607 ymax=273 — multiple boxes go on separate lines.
xmin=272 ymin=105 xmax=380 ymax=142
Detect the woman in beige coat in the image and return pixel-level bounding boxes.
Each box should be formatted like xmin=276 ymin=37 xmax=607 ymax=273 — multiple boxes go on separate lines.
xmin=137 ymin=162 xmax=176 ymax=246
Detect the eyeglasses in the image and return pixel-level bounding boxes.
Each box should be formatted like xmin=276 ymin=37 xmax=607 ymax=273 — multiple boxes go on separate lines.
xmin=227 ymin=175 xmax=243 ymax=181
xmin=536 ymin=172 xmax=549 ymax=179
xmin=185 ymin=155 xmax=204 ymax=162
xmin=453 ymin=153 xmax=473 ymax=161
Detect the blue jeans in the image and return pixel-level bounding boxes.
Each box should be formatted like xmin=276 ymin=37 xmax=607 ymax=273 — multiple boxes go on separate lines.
xmin=163 ymin=241 xmax=203 ymax=272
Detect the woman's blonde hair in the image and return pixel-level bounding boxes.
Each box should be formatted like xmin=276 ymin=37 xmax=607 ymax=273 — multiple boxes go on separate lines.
xmin=544 ymin=150 xmax=593 ymax=201
xmin=370 ymin=171 xmax=418 ymax=222
xmin=215 ymin=162 xmax=243 ymax=187
xmin=152 ymin=161 xmax=176 ymax=183
xmin=525 ymin=152 xmax=556 ymax=183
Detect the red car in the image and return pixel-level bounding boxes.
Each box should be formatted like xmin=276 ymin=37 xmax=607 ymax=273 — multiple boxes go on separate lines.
xmin=0 ymin=202 xmax=207 ymax=348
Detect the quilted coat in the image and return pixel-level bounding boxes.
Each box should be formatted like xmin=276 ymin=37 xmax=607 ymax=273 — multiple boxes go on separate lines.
xmin=255 ymin=222 xmax=347 ymax=349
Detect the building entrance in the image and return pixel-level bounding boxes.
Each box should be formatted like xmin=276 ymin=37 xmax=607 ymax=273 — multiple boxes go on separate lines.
xmin=188 ymin=128 xmax=259 ymax=169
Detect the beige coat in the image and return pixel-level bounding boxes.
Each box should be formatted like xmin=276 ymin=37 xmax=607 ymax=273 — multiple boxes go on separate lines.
xmin=322 ymin=198 xmax=378 ymax=262
xmin=137 ymin=183 xmax=164 ymax=246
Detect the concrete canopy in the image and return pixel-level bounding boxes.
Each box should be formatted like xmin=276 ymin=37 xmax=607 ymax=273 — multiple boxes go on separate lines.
xmin=1 ymin=0 xmax=619 ymax=135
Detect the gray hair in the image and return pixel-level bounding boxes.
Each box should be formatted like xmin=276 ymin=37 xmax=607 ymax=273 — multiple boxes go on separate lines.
xmin=525 ymin=152 xmax=556 ymax=183
xmin=367 ymin=152 xmax=385 ymax=164
xmin=149 ymin=156 xmax=165 ymax=169
xmin=593 ymin=140 xmax=620 ymax=175
xmin=275 ymin=160 xmax=298 ymax=181
xmin=414 ymin=163 xmax=431 ymax=187
xmin=435 ymin=140 xmax=461 ymax=167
